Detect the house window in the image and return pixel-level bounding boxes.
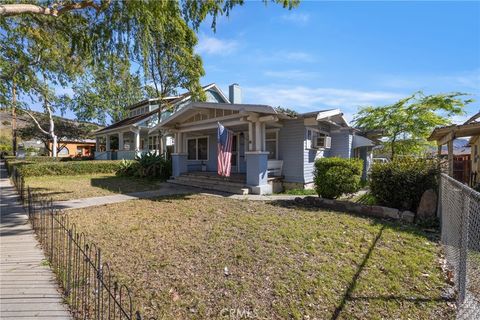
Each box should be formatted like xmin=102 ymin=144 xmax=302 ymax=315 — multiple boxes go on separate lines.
xmin=187 ymin=137 xmax=208 ymax=160
xmin=305 ymin=128 xmax=318 ymax=149
xmin=148 ymin=136 xmax=158 ymax=150
xmin=76 ymin=147 xmax=83 ymax=156
xmin=58 ymin=147 xmax=69 ymax=156
xmin=265 ymin=130 xmax=278 ymax=160
xmin=305 ymin=128 xmax=329 ymax=149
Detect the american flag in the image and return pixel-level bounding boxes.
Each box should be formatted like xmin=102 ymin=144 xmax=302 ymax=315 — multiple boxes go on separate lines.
xmin=217 ymin=122 xmax=233 ymax=177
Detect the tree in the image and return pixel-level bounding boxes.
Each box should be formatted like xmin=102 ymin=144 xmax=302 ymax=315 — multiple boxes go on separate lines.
xmin=353 ymin=92 xmax=472 ymax=159
xmin=62 ymin=54 xmax=147 ymax=124
xmin=1 ymin=0 xmax=298 ymax=144
xmin=17 ymin=114 xmax=97 ymax=155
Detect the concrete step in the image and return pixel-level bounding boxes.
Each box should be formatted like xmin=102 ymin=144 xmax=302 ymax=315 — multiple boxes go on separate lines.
xmin=167 ymin=178 xmax=249 ymax=195
xmin=175 ymin=176 xmax=247 ymax=188
xmin=181 ymin=172 xmax=246 ymax=183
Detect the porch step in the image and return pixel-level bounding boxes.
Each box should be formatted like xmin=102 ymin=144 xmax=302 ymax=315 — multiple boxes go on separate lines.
xmin=181 ymin=172 xmax=246 ymax=183
xmin=168 ymin=176 xmax=249 ymax=195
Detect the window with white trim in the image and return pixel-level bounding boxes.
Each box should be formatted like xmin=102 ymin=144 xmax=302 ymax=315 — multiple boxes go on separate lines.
xmin=265 ymin=130 xmax=278 ymax=160
xmin=305 ymin=128 xmax=330 ymax=149
xmin=148 ymin=136 xmax=158 ymax=150
xmin=187 ymin=137 xmax=208 ymax=160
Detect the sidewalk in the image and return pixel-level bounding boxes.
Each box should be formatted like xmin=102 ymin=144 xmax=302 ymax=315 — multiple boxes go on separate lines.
xmin=52 ymin=186 xmax=308 ymax=211
xmin=0 ymin=161 xmax=71 ymax=319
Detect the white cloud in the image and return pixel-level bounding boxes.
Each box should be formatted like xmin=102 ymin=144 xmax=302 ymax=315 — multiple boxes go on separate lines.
xmin=263 ymin=69 xmax=319 ymax=80
xmin=243 ymin=85 xmax=405 ymax=122
xmin=282 ymin=51 xmax=315 ymax=62
xmin=280 ymin=13 xmax=310 ymax=25
xmin=380 ymin=70 xmax=480 ymax=92
xmin=196 ymin=34 xmax=238 ymax=56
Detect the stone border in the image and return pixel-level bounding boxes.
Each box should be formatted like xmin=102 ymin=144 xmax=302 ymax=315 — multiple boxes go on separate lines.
xmin=292 ymin=196 xmax=416 ymax=223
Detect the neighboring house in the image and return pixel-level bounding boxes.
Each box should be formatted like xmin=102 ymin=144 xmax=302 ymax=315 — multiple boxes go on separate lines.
xmin=428 ymin=112 xmax=480 ymax=187
xmin=48 ymin=140 xmax=96 ymax=158
xmin=94 ymin=83 xmax=374 ymax=194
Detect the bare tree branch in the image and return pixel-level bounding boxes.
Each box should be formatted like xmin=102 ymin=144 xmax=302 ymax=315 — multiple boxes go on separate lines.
xmin=22 ymin=109 xmax=49 ymax=136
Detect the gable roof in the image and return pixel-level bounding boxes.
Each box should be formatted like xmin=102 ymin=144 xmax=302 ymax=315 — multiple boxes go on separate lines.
xmin=95 ymin=83 xmax=229 ymax=134
xmin=127 ymin=83 xmax=229 ymax=110
xmin=95 ymin=109 xmax=158 ymax=134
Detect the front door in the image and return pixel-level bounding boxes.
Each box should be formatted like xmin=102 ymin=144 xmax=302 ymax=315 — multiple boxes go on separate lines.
xmin=231 ymin=134 xmax=238 ymax=172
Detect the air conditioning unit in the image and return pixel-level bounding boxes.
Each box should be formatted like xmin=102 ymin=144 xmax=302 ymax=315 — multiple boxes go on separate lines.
xmin=315 ymin=135 xmax=331 ymax=149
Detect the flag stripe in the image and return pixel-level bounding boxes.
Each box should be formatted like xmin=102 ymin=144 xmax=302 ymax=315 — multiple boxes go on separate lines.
xmin=217 ymin=122 xmax=233 ymax=177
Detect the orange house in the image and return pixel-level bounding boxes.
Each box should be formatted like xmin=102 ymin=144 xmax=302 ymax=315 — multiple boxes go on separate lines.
xmin=48 ymin=140 xmax=96 ymax=158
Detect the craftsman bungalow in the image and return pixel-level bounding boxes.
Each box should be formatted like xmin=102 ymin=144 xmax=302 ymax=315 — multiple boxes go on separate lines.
xmin=94 ymin=83 xmax=374 ymax=194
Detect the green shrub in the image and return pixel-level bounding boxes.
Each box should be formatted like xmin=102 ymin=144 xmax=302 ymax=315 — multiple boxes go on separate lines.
xmin=14 ymin=160 xmax=123 ymax=177
xmin=114 ymin=152 xmax=172 ymax=180
xmin=135 ymin=152 xmax=172 ymax=180
xmin=116 ymin=159 xmax=140 ymax=177
xmin=369 ymin=157 xmax=440 ymax=211
xmin=314 ymin=157 xmax=363 ymax=199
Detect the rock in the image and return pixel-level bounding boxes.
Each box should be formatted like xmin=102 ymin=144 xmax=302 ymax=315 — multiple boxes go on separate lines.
xmin=382 ymin=206 xmax=400 ymax=219
xmin=417 ymin=189 xmax=438 ymax=220
xmin=400 ymin=211 xmax=415 ymax=223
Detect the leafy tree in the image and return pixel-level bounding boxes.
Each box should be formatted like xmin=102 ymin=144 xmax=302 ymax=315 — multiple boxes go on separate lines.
xmin=353 ymin=92 xmax=471 ymax=159
xmin=62 ymin=54 xmax=146 ymax=124
xmin=1 ymin=0 xmax=298 ymax=148
xmin=17 ymin=114 xmax=97 ymax=155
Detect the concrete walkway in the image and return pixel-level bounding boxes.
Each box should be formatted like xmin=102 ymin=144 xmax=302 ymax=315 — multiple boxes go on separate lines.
xmin=0 ymin=162 xmax=71 ymax=319
xmin=52 ymin=184 xmax=308 ymax=211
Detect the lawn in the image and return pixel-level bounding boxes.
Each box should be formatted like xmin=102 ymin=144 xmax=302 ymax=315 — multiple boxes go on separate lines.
xmin=67 ymin=195 xmax=454 ymax=319
xmin=25 ymin=173 xmax=164 ymax=201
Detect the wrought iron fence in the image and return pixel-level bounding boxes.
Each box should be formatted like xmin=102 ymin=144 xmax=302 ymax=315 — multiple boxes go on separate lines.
xmin=439 ymin=173 xmax=480 ymax=319
xmin=8 ymin=166 xmax=153 ymax=319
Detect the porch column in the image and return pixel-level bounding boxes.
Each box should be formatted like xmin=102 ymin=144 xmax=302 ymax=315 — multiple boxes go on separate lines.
xmin=118 ymin=132 xmax=124 ymax=151
xmin=95 ymin=136 xmax=100 ymax=152
xmin=447 ymin=140 xmax=454 ymax=177
xmin=134 ymin=129 xmax=140 ymax=151
xmin=105 ymin=135 xmax=111 ymax=151
xmin=248 ymin=122 xmax=253 ymax=151
xmin=245 ymin=151 xmax=271 ymax=195
xmin=255 ymin=121 xmax=262 ymax=151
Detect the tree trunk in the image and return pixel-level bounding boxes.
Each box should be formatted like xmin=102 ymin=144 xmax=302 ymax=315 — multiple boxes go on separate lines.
xmin=391 ymin=136 xmax=396 ymax=161
xmin=52 ymin=134 xmax=58 ymax=158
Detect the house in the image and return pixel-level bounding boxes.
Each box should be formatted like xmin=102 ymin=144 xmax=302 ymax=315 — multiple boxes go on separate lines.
xmin=48 ymin=139 xmax=96 ymax=158
xmin=93 ymin=83 xmax=230 ymax=160
xmin=428 ymin=112 xmax=480 ymax=187
xmin=94 ymin=83 xmax=375 ymax=194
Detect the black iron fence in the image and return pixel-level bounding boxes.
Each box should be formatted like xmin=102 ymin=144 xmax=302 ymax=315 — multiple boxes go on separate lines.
xmin=10 ymin=167 xmax=154 ymax=319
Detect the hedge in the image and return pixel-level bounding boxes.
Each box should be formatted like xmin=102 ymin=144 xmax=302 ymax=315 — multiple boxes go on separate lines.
xmin=12 ymin=160 xmax=124 ymax=177
xmin=314 ymin=157 xmax=363 ymax=199
xmin=369 ymin=157 xmax=440 ymax=211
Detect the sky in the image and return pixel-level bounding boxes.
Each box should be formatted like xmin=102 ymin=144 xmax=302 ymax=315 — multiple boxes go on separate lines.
xmin=195 ymin=0 xmax=480 ymax=123
xmin=34 ymin=1 xmax=480 ymax=125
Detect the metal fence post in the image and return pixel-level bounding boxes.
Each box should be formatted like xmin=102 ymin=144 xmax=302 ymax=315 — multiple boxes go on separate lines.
xmin=97 ymin=249 xmax=102 ymax=320
xmin=66 ymin=229 xmax=73 ymax=297
xmin=458 ymin=194 xmax=468 ymax=304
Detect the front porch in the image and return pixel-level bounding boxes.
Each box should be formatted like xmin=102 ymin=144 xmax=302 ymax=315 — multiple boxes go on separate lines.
xmin=157 ymin=102 xmax=285 ymax=195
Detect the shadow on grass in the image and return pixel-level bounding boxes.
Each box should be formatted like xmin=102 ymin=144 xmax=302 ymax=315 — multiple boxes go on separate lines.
xmin=331 ymin=225 xmax=385 ymax=320
xmin=268 ymin=199 xmax=440 ymax=241
xmin=90 ymin=176 xmax=167 ymax=195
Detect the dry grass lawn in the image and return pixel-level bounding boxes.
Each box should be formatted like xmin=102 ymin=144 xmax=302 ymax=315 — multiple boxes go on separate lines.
xmin=25 ymin=174 xmax=164 ymax=201
xmin=67 ymin=195 xmax=454 ymax=320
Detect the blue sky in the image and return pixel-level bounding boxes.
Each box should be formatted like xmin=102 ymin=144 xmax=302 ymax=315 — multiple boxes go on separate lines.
xmin=36 ymin=1 xmax=479 ymax=124
xmin=196 ymin=1 xmax=480 ymax=123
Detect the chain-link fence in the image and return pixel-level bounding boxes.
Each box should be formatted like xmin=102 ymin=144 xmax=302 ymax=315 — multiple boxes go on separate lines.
xmin=439 ymin=173 xmax=480 ymax=319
